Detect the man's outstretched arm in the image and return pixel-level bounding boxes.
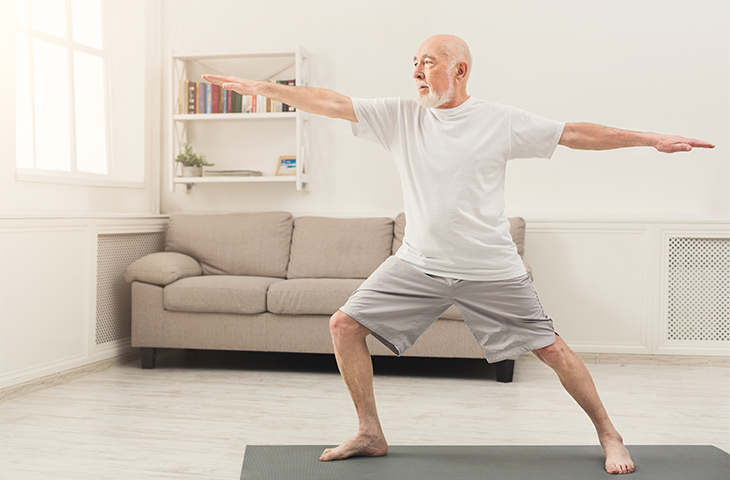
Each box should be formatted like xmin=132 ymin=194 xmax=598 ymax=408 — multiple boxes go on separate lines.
xmin=202 ymin=75 xmax=357 ymax=122
xmin=559 ymin=122 xmax=715 ymax=153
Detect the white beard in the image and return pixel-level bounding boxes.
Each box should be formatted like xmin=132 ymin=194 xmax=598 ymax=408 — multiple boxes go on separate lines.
xmin=415 ymin=82 xmax=455 ymax=108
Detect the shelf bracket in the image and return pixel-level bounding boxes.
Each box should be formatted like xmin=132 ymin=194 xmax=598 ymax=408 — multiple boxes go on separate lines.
xmin=185 ymin=183 xmax=196 ymax=194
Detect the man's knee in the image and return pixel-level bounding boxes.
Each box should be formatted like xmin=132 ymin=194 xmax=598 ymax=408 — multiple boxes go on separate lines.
xmin=533 ymin=335 xmax=573 ymax=367
xmin=329 ymin=310 xmax=370 ymax=339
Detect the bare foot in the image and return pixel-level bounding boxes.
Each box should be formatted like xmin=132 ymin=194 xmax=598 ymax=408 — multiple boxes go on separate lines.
xmin=319 ymin=432 xmax=388 ymax=461
xmin=601 ymin=434 xmax=635 ymax=475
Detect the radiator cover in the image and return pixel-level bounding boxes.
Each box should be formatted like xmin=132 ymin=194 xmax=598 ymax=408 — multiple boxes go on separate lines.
xmin=666 ymin=237 xmax=729 ymax=343
xmin=96 ymin=232 xmax=166 ymax=345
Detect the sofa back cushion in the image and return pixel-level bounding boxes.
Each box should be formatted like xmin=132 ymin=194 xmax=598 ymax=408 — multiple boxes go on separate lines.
xmin=287 ymin=216 xmax=394 ymax=279
xmin=165 ymin=212 xmax=294 ymax=277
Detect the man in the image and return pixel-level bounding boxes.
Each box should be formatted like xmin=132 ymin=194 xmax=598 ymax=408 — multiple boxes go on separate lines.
xmin=204 ymin=34 xmax=713 ymax=476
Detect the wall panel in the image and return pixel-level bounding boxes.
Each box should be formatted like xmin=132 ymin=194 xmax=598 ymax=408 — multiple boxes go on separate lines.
xmin=0 ymin=226 xmax=90 ymax=384
xmin=525 ymin=224 xmax=651 ymax=353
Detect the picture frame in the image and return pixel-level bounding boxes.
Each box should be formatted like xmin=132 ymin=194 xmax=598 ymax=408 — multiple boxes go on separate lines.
xmin=276 ymin=155 xmax=297 ymax=176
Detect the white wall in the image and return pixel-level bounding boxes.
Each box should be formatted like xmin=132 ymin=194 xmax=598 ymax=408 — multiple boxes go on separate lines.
xmin=160 ymin=0 xmax=729 ymax=220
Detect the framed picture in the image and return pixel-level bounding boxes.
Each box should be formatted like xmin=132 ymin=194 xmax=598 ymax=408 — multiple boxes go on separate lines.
xmin=276 ymin=156 xmax=297 ymax=176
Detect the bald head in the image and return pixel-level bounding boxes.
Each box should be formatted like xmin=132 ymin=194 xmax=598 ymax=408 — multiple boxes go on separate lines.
xmin=420 ymin=34 xmax=472 ymax=82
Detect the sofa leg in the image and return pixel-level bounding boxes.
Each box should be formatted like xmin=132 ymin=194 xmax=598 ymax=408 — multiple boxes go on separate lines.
xmin=494 ymin=359 xmax=515 ymax=383
xmin=140 ymin=348 xmax=157 ymax=369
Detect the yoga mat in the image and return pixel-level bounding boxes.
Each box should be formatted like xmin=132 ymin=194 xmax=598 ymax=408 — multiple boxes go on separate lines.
xmin=240 ymin=445 xmax=729 ymax=480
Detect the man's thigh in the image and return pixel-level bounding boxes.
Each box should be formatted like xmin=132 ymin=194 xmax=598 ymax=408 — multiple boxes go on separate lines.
xmin=340 ymin=256 xmax=453 ymax=355
xmin=452 ymin=274 xmax=556 ymax=363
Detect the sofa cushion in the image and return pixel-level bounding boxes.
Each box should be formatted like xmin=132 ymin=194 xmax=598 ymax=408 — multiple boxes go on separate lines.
xmin=267 ymin=278 xmax=364 ymax=315
xmin=165 ymin=212 xmax=293 ymax=277
xmin=164 ymin=276 xmax=281 ymax=314
xmin=392 ymin=212 xmax=406 ymax=254
xmin=286 ymin=217 xmax=394 ymax=279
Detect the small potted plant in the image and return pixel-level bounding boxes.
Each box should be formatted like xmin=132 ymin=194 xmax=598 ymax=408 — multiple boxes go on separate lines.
xmin=175 ymin=143 xmax=214 ymax=177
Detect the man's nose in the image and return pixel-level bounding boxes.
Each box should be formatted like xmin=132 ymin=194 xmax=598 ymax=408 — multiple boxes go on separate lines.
xmin=413 ymin=67 xmax=423 ymax=79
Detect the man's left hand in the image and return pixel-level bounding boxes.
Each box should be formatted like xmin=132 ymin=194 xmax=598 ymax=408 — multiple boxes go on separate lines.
xmin=654 ymin=135 xmax=715 ymax=153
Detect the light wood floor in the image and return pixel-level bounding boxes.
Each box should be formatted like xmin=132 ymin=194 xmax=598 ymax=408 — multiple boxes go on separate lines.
xmin=1 ymin=350 xmax=728 ymax=479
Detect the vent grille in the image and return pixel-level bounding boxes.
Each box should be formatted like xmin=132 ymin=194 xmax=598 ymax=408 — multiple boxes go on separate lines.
xmin=667 ymin=237 xmax=730 ymax=342
xmin=96 ymin=232 xmax=165 ymax=345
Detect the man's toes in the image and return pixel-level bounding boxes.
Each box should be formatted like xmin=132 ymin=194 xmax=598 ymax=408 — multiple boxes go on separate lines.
xmin=606 ymin=463 xmax=630 ymax=475
xmin=608 ymin=463 xmax=635 ymax=475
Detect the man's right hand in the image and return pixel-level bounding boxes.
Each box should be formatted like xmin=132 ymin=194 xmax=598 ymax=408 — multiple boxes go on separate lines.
xmin=203 ymin=75 xmax=259 ymax=96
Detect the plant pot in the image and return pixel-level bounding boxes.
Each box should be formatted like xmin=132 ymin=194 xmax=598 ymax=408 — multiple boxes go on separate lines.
xmin=181 ymin=166 xmax=203 ymax=177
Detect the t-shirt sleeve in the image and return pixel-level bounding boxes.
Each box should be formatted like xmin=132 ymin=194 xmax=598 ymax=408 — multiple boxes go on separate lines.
xmin=508 ymin=106 xmax=565 ymax=160
xmin=350 ymin=97 xmax=400 ymax=151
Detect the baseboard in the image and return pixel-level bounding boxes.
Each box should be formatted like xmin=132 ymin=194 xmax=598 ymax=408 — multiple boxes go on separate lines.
xmin=520 ymin=351 xmax=730 ymax=367
xmin=0 ymin=352 xmax=139 ymax=403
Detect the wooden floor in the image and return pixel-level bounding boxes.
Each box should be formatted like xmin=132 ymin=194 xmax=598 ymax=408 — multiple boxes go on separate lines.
xmin=1 ymin=350 xmax=728 ymax=479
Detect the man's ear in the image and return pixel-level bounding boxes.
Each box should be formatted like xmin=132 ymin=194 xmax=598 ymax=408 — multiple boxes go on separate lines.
xmin=456 ymin=61 xmax=468 ymax=79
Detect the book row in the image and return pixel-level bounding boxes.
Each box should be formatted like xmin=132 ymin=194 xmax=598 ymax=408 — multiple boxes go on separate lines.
xmin=176 ymin=79 xmax=296 ymax=115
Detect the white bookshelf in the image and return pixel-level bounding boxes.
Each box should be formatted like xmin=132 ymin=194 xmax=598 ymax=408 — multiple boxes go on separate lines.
xmin=168 ymin=48 xmax=310 ymax=193
xmin=172 ymin=112 xmax=296 ymax=121
xmin=174 ymin=176 xmax=296 ymax=184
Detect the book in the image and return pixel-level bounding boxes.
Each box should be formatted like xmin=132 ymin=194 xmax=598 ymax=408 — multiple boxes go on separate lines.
xmin=187 ymin=81 xmax=196 ymax=114
xmin=177 ymin=79 xmax=188 ymax=114
xmin=211 ymin=84 xmax=219 ymax=114
xmin=205 ymin=83 xmax=212 ymax=114
xmin=233 ymin=92 xmax=242 ymax=113
xmin=203 ymin=170 xmax=263 ymax=177
xmin=196 ymin=82 xmax=203 ymax=114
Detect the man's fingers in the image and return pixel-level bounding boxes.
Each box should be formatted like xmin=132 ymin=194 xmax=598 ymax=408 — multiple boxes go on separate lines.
xmin=688 ymin=139 xmax=715 ymax=149
xmin=202 ymin=74 xmax=237 ymax=85
xmin=659 ymin=137 xmax=715 ymax=153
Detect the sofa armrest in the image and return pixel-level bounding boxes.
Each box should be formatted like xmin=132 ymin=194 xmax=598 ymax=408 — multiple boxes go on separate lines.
xmin=124 ymin=252 xmax=202 ymax=286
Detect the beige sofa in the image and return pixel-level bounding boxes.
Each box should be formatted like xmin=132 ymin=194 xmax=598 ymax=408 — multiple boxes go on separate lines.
xmin=124 ymin=212 xmax=531 ymax=382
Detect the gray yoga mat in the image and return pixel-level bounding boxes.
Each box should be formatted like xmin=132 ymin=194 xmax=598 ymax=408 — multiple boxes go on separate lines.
xmin=240 ymin=445 xmax=729 ymax=480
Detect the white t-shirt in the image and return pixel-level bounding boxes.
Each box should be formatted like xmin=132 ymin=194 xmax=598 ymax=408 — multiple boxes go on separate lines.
xmin=351 ymin=96 xmax=565 ymax=281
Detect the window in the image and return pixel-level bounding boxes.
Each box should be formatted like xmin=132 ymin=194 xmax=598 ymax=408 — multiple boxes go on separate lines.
xmin=15 ymin=0 xmax=111 ymax=182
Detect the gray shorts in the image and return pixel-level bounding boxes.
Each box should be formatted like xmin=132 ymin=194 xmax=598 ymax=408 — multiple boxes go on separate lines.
xmin=340 ymin=256 xmax=556 ymax=363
